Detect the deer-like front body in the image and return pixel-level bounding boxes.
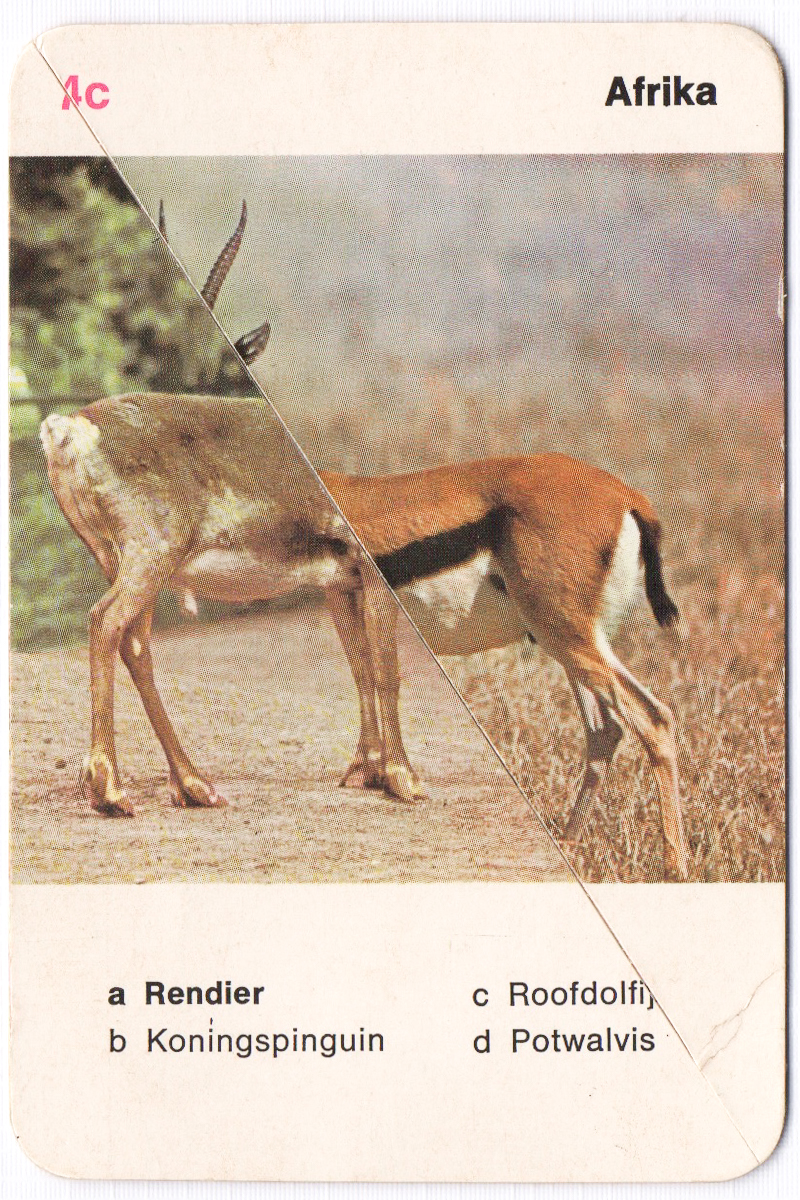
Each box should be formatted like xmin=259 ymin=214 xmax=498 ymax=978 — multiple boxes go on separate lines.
xmin=42 ymin=395 xmax=360 ymax=608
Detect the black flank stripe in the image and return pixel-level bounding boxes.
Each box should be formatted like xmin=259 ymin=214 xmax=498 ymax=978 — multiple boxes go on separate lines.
xmin=375 ymin=508 xmax=509 ymax=589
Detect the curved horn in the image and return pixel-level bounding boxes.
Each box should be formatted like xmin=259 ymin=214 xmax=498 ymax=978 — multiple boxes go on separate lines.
xmin=201 ymin=201 xmax=247 ymax=310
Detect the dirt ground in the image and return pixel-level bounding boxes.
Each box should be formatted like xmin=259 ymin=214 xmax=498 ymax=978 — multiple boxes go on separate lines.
xmin=10 ymin=604 xmax=570 ymax=885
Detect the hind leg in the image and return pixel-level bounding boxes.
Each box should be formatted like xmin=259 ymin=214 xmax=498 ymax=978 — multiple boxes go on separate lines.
xmin=495 ymin=505 xmax=687 ymax=879
xmin=597 ymin=638 xmax=688 ymax=880
xmin=119 ymin=607 xmax=224 ymax=809
xmin=82 ymin=550 xmax=171 ymax=816
xmin=565 ymin=637 xmax=688 ymax=881
xmin=563 ymin=675 xmax=624 ymax=843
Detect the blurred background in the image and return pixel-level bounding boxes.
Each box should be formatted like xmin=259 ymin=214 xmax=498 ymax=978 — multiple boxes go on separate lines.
xmin=122 ymin=155 xmax=784 ymax=472
xmin=10 ymin=154 xmax=784 ymax=878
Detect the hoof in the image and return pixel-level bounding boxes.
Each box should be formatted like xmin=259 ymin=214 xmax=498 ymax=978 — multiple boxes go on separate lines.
xmin=384 ymin=765 xmax=426 ymax=804
xmin=81 ymin=753 xmax=134 ymax=817
xmin=339 ymin=754 xmax=384 ymax=790
xmin=90 ymin=793 xmax=135 ymax=818
xmin=170 ymin=775 xmax=226 ymax=809
xmin=663 ymin=846 xmax=690 ymax=882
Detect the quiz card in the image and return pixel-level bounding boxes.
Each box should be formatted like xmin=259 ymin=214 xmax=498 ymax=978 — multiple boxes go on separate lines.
xmin=8 ymin=23 xmax=785 ymax=1181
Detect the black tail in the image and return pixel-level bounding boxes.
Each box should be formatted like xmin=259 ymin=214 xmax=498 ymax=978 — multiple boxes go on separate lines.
xmin=630 ymin=510 xmax=679 ymax=628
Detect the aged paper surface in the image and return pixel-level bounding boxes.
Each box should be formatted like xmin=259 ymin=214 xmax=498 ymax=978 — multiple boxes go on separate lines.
xmin=9 ymin=23 xmax=784 ymax=1180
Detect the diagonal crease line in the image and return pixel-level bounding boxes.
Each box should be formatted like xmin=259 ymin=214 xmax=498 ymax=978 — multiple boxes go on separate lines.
xmin=29 ymin=40 xmax=770 ymax=1170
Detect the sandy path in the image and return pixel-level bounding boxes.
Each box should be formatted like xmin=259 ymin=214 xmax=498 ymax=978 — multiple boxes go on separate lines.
xmin=11 ymin=605 xmax=569 ymax=884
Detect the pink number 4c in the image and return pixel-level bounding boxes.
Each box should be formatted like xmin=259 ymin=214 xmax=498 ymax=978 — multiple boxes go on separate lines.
xmin=61 ymin=75 xmax=109 ymax=110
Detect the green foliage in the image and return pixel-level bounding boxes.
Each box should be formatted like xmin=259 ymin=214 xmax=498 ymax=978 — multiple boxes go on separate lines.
xmin=9 ymin=439 xmax=106 ymax=649
xmin=10 ymin=158 xmax=248 ymax=398
xmin=9 ymin=157 xmax=258 ymax=649
xmin=10 ymin=404 xmax=41 ymax=442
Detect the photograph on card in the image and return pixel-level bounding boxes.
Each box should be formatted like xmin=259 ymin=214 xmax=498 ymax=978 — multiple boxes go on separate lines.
xmin=10 ymin=153 xmax=784 ymax=884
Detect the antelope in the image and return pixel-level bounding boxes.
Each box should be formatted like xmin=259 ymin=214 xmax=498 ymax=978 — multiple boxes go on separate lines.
xmin=40 ymin=206 xmax=689 ymax=880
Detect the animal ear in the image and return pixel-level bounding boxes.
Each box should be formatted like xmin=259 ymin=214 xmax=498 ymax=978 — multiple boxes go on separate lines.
xmin=234 ymin=321 xmax=271 ymax=364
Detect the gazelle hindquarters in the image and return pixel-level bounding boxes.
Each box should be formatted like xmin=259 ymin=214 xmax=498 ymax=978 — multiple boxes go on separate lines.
xmin=330 ymin=455 xmax=687 ymax=879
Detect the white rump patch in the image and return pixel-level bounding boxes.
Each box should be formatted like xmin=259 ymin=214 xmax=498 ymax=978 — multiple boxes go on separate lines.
xmin=40 ymin=413 xmax=100 ymax=459
xmin=596 ymin=511 xmax=643 ymax=639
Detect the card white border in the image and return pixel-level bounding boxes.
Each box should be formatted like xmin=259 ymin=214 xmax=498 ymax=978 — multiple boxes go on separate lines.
xmin=2 ymin=1 xmax=795 ymax=1196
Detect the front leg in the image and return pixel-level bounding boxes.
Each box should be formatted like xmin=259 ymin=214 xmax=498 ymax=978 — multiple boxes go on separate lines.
xmin=119 ymin=607 xmax=224 ymax=810
xmin=337 ymin=745 xmax=384 ymax=790
xmin=327 ymin=584 xmax=385 ymax=788
xmin=360 ymin=564 xmax=427 ymax=803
